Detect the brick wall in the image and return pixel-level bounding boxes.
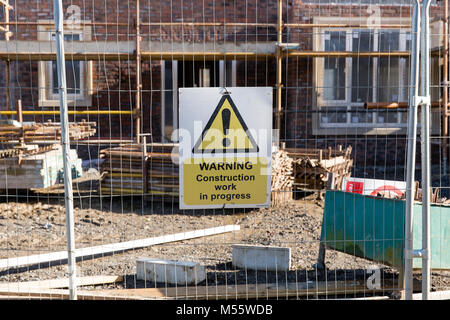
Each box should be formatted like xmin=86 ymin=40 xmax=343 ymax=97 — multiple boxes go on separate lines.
xmin=282 ymin=1 xmax=443 ymax=172
xmin=0 ymin=0 xmax=446 ymax=172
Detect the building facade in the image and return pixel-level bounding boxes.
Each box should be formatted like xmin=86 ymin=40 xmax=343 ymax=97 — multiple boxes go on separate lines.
xmin=0 ymin=0 xmax=447 ymax=180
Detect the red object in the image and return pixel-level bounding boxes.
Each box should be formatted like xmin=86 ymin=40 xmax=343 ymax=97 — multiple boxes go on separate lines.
xmin=369 ymin=185 xmax=404 ymax=197
xmin=346 ymin=181 xmax=364 ymax=194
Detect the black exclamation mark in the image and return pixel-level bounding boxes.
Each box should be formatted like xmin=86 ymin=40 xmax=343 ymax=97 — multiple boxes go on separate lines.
xmin=222 ymin=108 xmax=231 ymax=147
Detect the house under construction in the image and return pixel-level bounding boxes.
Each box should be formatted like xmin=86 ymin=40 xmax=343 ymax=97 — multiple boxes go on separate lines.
xmin=0 ymin=0 xmax=449 ymax=191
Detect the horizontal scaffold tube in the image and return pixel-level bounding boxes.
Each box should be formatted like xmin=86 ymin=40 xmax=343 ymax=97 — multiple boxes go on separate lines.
xmin=0 ymin=110 xmax=136 ymax=115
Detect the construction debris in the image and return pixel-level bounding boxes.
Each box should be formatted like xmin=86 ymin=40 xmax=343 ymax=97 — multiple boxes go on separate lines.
xmin=285 ymin=145 xmax=353 ymax=194
xmin=0 ymin=275 xmax=123 ymax=291
xmin=414 ymin=185 xmax=450 ymax=205
xmin=92 ymin=279 xmax=408 ymax=300
xmin=0 ymin=288 xmax=138 ymax=300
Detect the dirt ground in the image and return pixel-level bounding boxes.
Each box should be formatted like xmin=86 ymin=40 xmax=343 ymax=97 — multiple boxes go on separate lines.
xmin=0 ymin=189 xmax=448 ymax=297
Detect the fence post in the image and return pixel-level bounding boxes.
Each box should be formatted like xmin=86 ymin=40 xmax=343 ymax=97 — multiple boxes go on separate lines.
xmin=405 ymin=0 xmax=432 ymax=301
xmin=53 ymin=0 xmax=78 ymax=300
xmin=404 ymin=0 xmax=421 ymax=301
xmin=420 ymin=0 xmax=432 ymax=301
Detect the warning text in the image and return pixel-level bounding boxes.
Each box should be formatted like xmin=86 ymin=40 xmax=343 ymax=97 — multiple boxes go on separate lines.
xmin=183 ymin=157 xmax=269 ymax=206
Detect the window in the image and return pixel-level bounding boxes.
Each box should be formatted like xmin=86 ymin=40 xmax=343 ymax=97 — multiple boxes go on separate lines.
xmin=38 ymin=21 xmax=92 ymax=107
xmin=161 ymin=60 xmax=237 ymax=142
xmin=313 ymin=17 xmax=412 ymax=134
xmin=50 ymin=34 xmax=82 ymax=96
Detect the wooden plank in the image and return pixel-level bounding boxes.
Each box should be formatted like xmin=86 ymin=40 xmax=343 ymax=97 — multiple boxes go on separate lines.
xmin=92 ymin=280 xmax=406 ymax=300
xmin=0 ymin=225 xmax=240 ymax=270
xmin=0 ymin=289 xmax=146 ymax=300
xmin=319 ymin=156 xmax=346 ymax=168
xmin=0 ymin=275 xmax=123 ymax=291
xmin=1 ymin=281 xmax=418 ymax=300
xmin=412 ymin=290 xmax=450 ymax=300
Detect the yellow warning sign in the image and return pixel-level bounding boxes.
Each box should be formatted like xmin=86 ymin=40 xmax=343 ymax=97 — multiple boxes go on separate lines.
xmin=192 ymin=95 xmax=259 ymax=153
xmin=183 ymin=157 xmax=269 ymax=205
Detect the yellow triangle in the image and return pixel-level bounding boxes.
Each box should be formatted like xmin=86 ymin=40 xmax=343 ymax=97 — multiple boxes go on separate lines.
xmin=192 ymin=95 xmax=259 ymax=153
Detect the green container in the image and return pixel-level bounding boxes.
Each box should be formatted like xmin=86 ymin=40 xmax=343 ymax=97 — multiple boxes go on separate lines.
xmin=320 ymin=190 xmax=450 ymax=269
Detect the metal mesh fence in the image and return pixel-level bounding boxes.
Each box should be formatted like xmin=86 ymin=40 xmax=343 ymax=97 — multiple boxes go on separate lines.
xmin=0 ymin=0 xmax=448 ymax=300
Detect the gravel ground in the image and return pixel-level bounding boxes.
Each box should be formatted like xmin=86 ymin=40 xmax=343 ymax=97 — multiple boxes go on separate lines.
xmin=0 ymin=191 xmax=448 ymax=296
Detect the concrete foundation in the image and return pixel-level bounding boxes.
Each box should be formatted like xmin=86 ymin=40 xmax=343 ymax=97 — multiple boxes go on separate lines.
xmin=232 ymin=244 xmax=291 ymax=271
xmin=136 ymin=258 xmax=206 ymax=285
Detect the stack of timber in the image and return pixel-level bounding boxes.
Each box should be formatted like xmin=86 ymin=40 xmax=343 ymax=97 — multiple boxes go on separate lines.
xmin=99 ymin=144 xmax=179 ymax=200
xmin=285 ymin=145 xmax=353 ymax=193
xmin=271 ymin=149 xmax=294 ymax=206
xmin=0 ymin=119 xmax=96 ymax=143
xmin=99 ymin=145 xmax=148 ymax=196
xmin=0 ymin=145 xmax=82 ymax=190
xmin=0 ymin=144 xmax=57 ymax=160
xmin=146 ymin=148 xmax=179 ymax=199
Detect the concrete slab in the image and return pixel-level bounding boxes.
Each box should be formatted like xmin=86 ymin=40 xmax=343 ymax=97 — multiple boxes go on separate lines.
xmin=232 ymin=244 xmax=291 ymax=271
xmin=136 ymin=258 xmax=206 ymax=285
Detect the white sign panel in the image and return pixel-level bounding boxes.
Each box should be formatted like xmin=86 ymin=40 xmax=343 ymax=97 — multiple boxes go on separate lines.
xmin=178 ymin=87 xmax=272 ymax=209
xmin=342 ymin=177 xmax=407 ymax=197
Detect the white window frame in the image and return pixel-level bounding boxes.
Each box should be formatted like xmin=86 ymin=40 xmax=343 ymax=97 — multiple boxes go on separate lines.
xmin=312 ymin=16 xmax=412 ymax=135
xmin=161 ymin=60 xmax=178 ymax=142
xmin=38 ymin=20 xmax=92 ymax=107
xmin=161 ymin=60 xmax=237 ymax=142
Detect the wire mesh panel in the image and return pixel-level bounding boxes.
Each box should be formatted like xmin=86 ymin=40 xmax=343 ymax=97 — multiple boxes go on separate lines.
xmin=0 ymin=0 xmax=448 ymax=301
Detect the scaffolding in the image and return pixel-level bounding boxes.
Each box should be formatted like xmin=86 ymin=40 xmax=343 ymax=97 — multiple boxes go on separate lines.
xmin=0 ymin=0 xmax=448 ymax=147
xmin=0 ymin=0 xmax=448 ymax=302
xmin=0 ymin=0 xmax=12 ymax=116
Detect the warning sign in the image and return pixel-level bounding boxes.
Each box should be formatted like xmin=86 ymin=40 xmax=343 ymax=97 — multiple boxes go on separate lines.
xmin=183 ymin=157 xmax=269 ymax=205
xmin=192 ymin=95 xmax=259 ymax=154
xmin=179 ymin=87 xmax=272 ymax=209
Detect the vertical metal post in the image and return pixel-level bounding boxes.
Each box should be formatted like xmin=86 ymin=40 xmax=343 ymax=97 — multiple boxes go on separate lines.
xmin=53 ymin=0 xmax=77 ymax=300
xmin=141 ymin=134 xmax=149 ymax=196
xmin=446 ymin=0 xmax=450 ymax=176
xmin=17 ymin=99 xmax=24 ymax=146
xmin=443 ymin=0 xmax=449 ymax=151
xmin=420 ymin=0 xmax=432 ymax=301
xmin=5 ymin=61 xmax=10 ymax=118
xmin=17 ymin=99 xmax=22 ymax=123
xmin=404 ymin=0 xmax=420 ymax=301
xmin=5 ymin=1 xmax=11 ymax=118
xmin=135 ymin=0 xmax=142 ymax=144
xmin=276 ymin=0 xmax=283 ymax=140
